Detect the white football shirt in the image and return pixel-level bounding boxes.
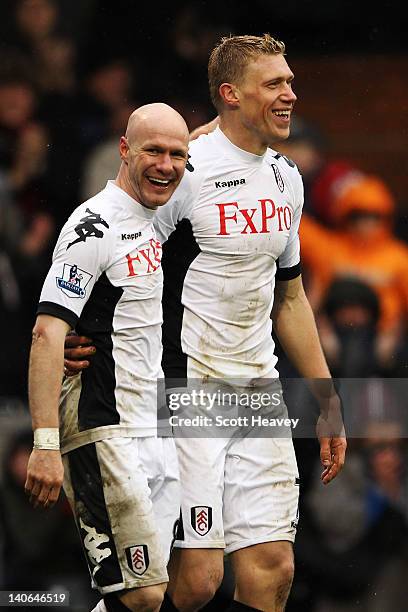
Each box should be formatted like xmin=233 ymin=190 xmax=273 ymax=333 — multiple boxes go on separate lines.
xmin=38 ymin=180 xmax=193 ymax=452
xmin=155 ymin=127 xmax=304 ymax=382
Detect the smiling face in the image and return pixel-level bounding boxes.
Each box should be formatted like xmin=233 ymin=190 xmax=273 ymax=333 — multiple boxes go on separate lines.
xmin=234 ymin=54 xmax=297 ymax=148
xmin=118 ymin=109 xmax=189 ymax=208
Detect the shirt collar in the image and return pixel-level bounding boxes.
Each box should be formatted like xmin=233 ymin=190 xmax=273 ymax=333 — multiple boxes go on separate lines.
xmin=104 ymin=180 xmax=157 ymax=219
xmin=211 ymin=126 xmax=266 ymax=165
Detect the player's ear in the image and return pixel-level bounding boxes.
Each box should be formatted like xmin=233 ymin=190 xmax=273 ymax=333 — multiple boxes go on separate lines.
xmin=119 ymin=136 xmax=129 ymax=163
xmin=219 ymin=83 xmax=240 ymax=109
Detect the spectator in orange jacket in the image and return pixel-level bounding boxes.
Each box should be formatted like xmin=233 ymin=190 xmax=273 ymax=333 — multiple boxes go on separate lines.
xmin=300 ymin=174 xmax=408 ymax=369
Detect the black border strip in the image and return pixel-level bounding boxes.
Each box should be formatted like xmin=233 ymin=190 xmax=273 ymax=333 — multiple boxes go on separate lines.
xmin=68 ymin=442 xmax=122 ymax=587
xmin=276 ymin=261 xmax=302 ymax=281
xmin=37 ymin=301 xmax=78 ymax=328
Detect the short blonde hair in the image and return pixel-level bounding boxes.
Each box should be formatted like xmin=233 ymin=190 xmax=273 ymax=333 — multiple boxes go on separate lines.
xmin=208 ymin=34 xmax=286 ymax=110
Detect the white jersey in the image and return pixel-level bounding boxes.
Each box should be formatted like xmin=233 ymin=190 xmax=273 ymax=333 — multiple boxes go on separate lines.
xmin=155 ymin=127 xmax=304 ymax=381
xmin=38 ymin=180 xmax=193 ymax=453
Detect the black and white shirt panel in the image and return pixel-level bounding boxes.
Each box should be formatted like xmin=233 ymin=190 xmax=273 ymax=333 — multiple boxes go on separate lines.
xmin=37 ymin=181 xmax=185 ymax=451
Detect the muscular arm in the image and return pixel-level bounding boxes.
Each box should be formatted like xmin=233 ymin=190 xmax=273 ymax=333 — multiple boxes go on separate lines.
xmin=271 ymin=275 xmax=331 ymax=378
xmin=271 ymin=275 xmax=346 ymax=483
xmin=29 ymin=315 xmax=70 ymax=427
xmin=25 ymin=314 xmax=70 ymax=507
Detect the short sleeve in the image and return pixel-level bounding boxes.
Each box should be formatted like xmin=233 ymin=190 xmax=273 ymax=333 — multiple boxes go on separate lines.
xmin=276 ymin=167 xmax=304 ymax=279
xmin=37 ymin=206 xmax=113 ymax=328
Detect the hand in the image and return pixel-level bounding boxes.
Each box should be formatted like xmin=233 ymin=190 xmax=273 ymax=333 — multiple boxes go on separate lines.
xmin=316 ymin=393 xmax=347 ymax=485
xmin=25 ymin=449 xmax=64 ymax=508
xmin=64 ymin=334 xmax=95 ymax=376
xmin=189 ymin=116 xmax=219 ymax=141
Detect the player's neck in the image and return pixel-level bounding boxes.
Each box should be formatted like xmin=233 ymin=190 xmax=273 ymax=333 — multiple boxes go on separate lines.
xmin=219 ymin=116 xmax=267 ymax=156
xmin=116 ymin=169 xmax=131 ymax=196
xmin=115 ymin=169 xmax=139 ymax=204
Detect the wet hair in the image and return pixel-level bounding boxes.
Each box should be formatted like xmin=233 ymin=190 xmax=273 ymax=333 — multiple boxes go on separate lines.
xmin=208 ymin=33 xmax=285 ymax=110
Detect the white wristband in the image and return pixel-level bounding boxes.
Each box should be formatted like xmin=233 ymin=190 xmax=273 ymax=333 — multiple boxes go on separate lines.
xmin=33 ymin=428 xmax=60 ymax=450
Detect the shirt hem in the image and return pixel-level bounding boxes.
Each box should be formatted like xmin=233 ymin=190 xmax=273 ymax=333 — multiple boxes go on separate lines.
xmin=61 ymin=425 xmax=171 ymax=454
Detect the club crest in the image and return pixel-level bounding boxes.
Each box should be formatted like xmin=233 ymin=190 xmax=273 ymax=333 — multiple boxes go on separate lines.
xmin=190 ymin=506 xmax=213 ymax=536
xmin=272 ymin=163 xmax=285 ymax=192
xmin=125 ymin=545 xmax=149 ymax=576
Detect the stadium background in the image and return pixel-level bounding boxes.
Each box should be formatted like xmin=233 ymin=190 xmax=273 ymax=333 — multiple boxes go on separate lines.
xmin=0 ymin=1 xmax=407 ymax=610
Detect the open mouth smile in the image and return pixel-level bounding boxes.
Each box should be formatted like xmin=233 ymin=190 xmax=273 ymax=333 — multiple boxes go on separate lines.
xmin=147 ymin=177 xmax=172 ymax=188
xmin=271 ymin=110 xmax=291 ymax=121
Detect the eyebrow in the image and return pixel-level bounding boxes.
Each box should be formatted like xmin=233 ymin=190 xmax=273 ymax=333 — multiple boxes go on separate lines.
xmin=173 ymin=149 xmax=188 ymax=157
xmin=143 ymin=143 xmax=188 ymax=156
xmin=264 ymin=74 xmax=294 ymax=86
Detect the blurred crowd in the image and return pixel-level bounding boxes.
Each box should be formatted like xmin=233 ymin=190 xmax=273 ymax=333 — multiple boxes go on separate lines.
xmin=0 ymin=0 xmax=221 ymax=402
xmin=0 ymin=1 xmax=407 ymax=611
xmin=277 ymin=117 xmax=408 ymax=378
xmin=275 ymin=118 xmax=408 ymax=611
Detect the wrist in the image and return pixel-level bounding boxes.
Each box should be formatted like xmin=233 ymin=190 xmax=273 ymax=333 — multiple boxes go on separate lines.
xmin=33 ymin=427 xmax=60 ymax=450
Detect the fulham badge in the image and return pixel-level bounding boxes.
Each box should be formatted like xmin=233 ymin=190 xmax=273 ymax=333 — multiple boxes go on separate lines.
xmin=272 ymin=163 xmax=285 ymax=192
xmin=126 ymin=545 xmax=149 ymax=576
xmin=191 ymin=506 xmax=213 ymax=536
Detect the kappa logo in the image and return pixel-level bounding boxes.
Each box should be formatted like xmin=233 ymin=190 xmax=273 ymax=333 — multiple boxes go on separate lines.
xmin=79 ymin=518 xmax=112 ymax=577
xmin=126 ymin=545 xmax=149 ymax=576
xmin=190 ymin=506 xmax=213 ymax=536
xmin=67 ymin=208 xmax=109 ymax=250
xmin=291 ymin=504 xmax=300 ymax=530
xmin=215 ymin=178 xmax=246 ymax=189
xmin=291 ymin=487 xmax=300 ymax=530
xmin=56 ymin=264 xmax=92 ymax=298
xmin=272 ymin=164 xmax=285 ymax=192
xmin=170 ymin=513 xmax=184 ymax=552
xmin=121 ymin=231 xmax=142 ymax=240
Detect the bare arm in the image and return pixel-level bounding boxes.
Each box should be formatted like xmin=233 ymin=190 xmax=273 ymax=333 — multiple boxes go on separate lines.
xmin=25 ymin=314 xmax=70 ymax=507
xmin=272 ymin=275 xmax=347 ymax=484
xmin=272 ymin=275 xmax=331 ymax=378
